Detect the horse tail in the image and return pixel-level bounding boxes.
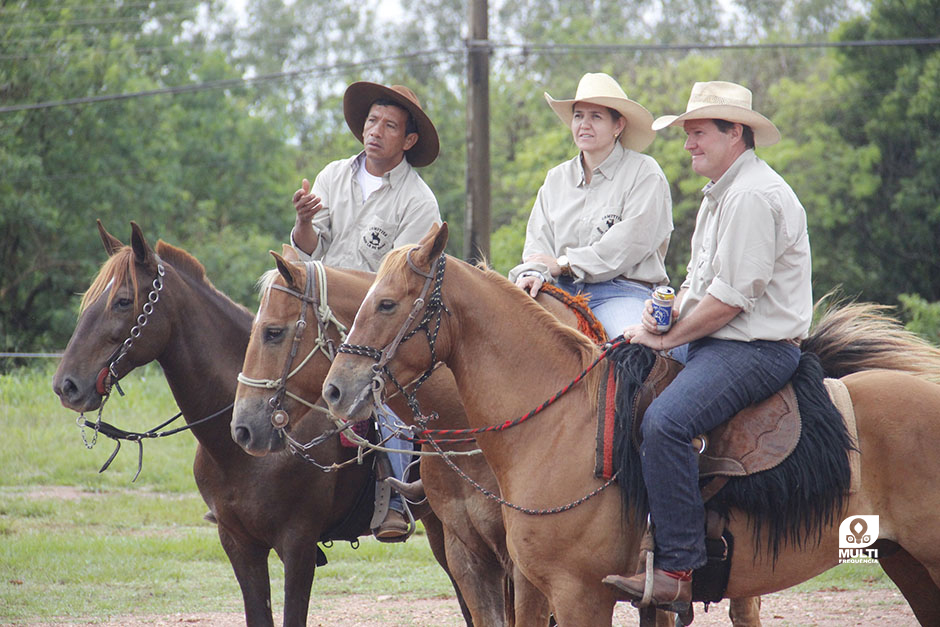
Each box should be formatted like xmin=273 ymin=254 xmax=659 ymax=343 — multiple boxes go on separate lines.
xmin=802 ymin=292 xmax=940 ymax=383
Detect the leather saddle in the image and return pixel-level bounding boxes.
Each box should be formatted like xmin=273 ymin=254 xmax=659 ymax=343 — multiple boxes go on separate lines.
xmin=631 ymin=354 xmax=801 ymax=502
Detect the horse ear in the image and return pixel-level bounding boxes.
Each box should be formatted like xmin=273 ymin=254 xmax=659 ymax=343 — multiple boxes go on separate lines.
xmin=97 ymin=219 xmax=124 ymax=256
xmin=281 ymin=244 xmax=301 ymax=262
xmin=414 ymin=222 xmax=449 ymax=268
xmin=271 ymin=251 xmax=304 ymax=290
xmin=129 ymin=221 xmax=156 ymax=266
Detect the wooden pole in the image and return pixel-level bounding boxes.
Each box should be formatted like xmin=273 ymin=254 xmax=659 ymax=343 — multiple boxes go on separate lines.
xmin=464 ymin=0 xmax=490 ymax=263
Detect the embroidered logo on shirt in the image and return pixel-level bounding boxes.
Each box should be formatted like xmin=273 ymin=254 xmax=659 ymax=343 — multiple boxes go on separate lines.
xmin=595 ymin=214 xmax=621 ymax=235
xmin=363 ymin=226 xmax=390 ymax=251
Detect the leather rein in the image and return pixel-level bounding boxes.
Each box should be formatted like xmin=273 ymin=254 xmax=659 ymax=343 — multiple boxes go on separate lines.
xmin=78 ymin=257 xmax=232 ymax=481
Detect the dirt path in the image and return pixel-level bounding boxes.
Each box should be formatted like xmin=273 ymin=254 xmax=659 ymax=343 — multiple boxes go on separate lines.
xmin=19 ymin=585 xmax=917 ymax=626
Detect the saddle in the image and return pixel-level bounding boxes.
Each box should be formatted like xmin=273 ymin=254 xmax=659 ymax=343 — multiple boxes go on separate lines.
xmin=595 ymin=353 xmax=802 ymax=496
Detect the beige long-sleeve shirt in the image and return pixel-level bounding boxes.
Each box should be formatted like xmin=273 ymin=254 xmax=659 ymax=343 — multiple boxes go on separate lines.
xmin=508 ymin=143 xmax=672 ymax=286
xmin=291 ymin=152 xmax=441 ymax=272
xmin=679 ymin=150 xmax=812 ymax=342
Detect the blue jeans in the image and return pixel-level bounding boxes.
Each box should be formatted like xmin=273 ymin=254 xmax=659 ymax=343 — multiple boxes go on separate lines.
xmin=555 ymin=277 xmax=651 ymax=339
xmin=377 ymin=405 xmax=415 ymax=513
xmin=639 ymin=337 xmax=801 ymax=571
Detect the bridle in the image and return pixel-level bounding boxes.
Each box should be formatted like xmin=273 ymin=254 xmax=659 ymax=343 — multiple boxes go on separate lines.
xmin=237 ymin=261 xmax=347 ymax=430
xmin=336 ymin=249 xmax=449 ymax=420
xmin=78 ymin=256 xmax=231 ymax=481
xmin=95 ymin=259 xmax=166 ymax=398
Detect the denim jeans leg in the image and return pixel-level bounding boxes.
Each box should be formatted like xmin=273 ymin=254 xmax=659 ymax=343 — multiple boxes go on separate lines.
xmin=638 ymin=338 xmax=801 ymax=571
xmin=557 ymin=278 xmax=651 ymax=339
xmin=378 ymin=404 xmax=415 ymax=513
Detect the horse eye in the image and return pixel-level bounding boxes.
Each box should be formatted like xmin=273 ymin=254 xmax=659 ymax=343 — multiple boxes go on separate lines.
xmin=264 ymin=327 xmax=285 ymax=343
xmin=377 ymin=299 xmax=397 ymax=314
xmin=113 ymin=298 xmax=132 ymax=311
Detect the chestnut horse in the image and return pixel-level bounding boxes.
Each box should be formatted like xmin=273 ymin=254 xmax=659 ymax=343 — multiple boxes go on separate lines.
xmin=323 ymin=223 xmax=940 ymax=627
xmin=51 ymin=222 xmax=470 ymax=627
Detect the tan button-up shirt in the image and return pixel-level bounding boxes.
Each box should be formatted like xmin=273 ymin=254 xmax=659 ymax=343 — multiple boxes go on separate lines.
xmin=508 ymin=143 xmax=673 ymax=285
xmin=679 ymin=150 xmax=812 ymax=342
xmin=291 ymin=152 xmax=441 ymax=272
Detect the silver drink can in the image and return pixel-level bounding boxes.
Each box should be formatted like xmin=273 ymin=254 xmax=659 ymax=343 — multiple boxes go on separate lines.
xmin=651 ymin=286 xmax=675 ymax=332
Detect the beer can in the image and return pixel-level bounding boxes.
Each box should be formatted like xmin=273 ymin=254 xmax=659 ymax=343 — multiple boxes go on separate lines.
xmin=651 ymin=286 xmax=675 ymax=333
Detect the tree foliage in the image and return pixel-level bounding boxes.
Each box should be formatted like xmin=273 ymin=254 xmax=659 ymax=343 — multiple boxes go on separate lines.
xmin=1 ymin=0 xmax=937 ymax=357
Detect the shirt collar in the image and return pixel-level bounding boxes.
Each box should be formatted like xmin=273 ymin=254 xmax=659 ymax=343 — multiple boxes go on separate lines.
xmin=350 ymin=151 xmax=412 ymax=187
xmin=703 ymin=149 xmax=754 ymax=204
xmin=577 ymin=142 xmax=625 ymax=186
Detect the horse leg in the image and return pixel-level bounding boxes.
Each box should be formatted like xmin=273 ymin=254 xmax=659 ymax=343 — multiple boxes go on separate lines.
xmin=279 ymin=541 xmax=319 ymax=627
xmin=218 ymin=528 xmax=275 ymax=627
xmin=440 ymin=525 xmax=513 ymax=625
xmin=512 ymin=564 xmax=550 ymax=625
xmin=728 ymin=596 xmax=762 ymax=626
xmin=878 ymin=546 xmax=940 ymax=625
xmin=422 ymin=511 xmax=474 ymax=626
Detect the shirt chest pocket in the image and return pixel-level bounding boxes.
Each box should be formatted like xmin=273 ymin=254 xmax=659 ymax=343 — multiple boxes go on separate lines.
xmin=584 ymin=207 xmax=622 ymax=244
xmin=358 ymin=217 xmax=396 ymax=265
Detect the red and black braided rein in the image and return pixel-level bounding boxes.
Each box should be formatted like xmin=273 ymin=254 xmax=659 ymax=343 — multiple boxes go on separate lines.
xmin=415 ymin=337 xmax=627 ymax=439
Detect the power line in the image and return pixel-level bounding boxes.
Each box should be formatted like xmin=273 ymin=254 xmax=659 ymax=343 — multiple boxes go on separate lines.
xmin=1 ymin=37 xmax=936 ymax=114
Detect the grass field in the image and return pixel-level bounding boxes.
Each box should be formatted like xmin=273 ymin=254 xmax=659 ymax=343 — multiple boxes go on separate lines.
xmin=1 ymin=362 xmax=896 ymax=624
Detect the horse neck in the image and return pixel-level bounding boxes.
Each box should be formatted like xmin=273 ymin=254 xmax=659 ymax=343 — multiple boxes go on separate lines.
xmin=441 ymin=263 xmax=600 ymax=458
xmin=157 ymin=270 xmax=252 ymax=432
xmin=321 ymin=266 xmax=373 ymax=330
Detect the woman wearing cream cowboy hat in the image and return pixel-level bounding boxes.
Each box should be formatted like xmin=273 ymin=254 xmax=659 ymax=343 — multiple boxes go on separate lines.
xmin=603 ymin=80 xmax=812 ymax=612
xmin=508 ymin=72 xmax=673 ymax=336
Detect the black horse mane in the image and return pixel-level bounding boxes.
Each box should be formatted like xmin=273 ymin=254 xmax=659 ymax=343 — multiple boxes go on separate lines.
xmin=610 ymin=343 xmax=854 ymax=561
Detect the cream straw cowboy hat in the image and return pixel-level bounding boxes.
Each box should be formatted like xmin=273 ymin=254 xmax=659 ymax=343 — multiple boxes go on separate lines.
xmin=544 ymin=73 xmax=656 ymax=153
xmin=343 ymin=81 xmax=440 ymax=167
xmin=652 ymin=81 xmax=781 ymax=147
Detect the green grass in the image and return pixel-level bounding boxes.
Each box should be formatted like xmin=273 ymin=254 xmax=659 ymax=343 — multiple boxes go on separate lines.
xmin=0 ymin=363 xmax=899 ymax=623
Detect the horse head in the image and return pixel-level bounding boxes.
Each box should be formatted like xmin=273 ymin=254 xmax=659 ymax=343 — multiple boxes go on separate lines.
xmin=231 ymin=246 xmax=372 ymax=455
xmin=323 ymin=223 xmax=451 ymax=424
xmin=53 ymin=221 xmax=173 ymax=412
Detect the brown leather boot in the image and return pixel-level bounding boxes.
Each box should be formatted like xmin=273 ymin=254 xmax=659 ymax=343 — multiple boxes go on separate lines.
xmin=602 ymin=568 xmax=692 ymax=611
xmin=374 ymin=509 xmax=409 ymax=541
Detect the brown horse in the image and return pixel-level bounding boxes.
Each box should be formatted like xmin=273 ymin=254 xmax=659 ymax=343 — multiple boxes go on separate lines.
xmin=231 ymin=247 xmax=552 ymax=626
xmin=51 ymin=222 xmax=470 ymax=627
xmin=322 ymin=223 xmax=940 ymax=626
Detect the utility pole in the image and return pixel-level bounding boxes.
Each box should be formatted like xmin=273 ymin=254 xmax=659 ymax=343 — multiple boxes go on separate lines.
xmin=464 ymin=0 xmax=490 ymax=263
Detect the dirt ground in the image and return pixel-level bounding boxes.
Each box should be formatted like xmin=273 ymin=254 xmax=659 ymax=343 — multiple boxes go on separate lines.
xmin=18 ymin=585 xmax=917 ymax=626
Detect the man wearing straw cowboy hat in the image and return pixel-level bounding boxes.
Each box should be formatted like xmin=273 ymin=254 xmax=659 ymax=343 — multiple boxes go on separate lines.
xmin=508 ymin=72 xmax=673 ymax=336
xmin=603 ymin=81 xmax=812 ymax=609
xmin=290 ymin=81 xmax=441 ymax=541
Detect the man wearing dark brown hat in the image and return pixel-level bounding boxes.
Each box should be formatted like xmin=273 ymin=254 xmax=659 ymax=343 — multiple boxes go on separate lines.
xmin=290 ymin=81 xmax=441 ymax=271
xmin=290 ymin=81 xmax=441 ymax=541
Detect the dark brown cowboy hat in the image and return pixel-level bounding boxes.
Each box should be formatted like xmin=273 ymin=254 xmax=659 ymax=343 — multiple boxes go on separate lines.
xmin=343 ymin=82 xmax=440 ymax=167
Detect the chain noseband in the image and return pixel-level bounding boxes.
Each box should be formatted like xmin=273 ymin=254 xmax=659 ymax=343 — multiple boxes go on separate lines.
xmin=336 ymin=250 xmax=449 ymax=420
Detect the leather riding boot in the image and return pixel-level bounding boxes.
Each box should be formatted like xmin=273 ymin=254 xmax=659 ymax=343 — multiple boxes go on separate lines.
xmin=374 ymin=508 xmax=409 ymax=541
xmin=602 ymin=568 xmax=692 ymax=611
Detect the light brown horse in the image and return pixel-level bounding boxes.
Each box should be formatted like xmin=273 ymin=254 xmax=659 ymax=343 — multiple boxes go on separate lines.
xmin=323 ymin=223 xmax=940 ymax=626
xmin=51 ymin=222 xmax=469 ymax=627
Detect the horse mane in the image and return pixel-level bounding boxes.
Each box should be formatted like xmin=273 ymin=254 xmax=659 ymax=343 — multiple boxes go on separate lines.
xmin=378 ymin=247 xmax=597 ymax=366
xmin=804 ymin=292 xmax=940 ymax=383
xmin=79 ymin=240 xmax=249 ymax=316
xmin=257 ymin=267 xmax=282 ymax=302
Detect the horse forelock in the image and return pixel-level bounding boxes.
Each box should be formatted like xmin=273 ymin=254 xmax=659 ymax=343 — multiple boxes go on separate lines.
xmin=80 ymin=247 xmax=140 ymax=313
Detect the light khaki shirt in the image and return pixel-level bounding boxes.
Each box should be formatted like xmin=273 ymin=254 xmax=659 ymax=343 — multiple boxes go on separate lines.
xmin=508 ymin=143 xmax=672 ymax=286
xmin=291 ymin=152 xmax=441 ymax=272
xmin=679 ymin=150 xmax=812 ymax=342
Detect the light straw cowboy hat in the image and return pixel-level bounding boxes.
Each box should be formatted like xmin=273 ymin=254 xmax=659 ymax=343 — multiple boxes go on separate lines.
xmin=544 ymin=73 xmax=656 ymax=153
xmin=343 ymin=81 xmax=440 ymax=167
xmin=651 ymin=81 xmax=781 ymax=147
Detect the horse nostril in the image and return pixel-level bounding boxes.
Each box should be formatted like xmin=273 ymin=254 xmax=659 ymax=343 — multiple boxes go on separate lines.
xmin=57 ymin=377 xmax=78 ymax=400
xmin=323 ymin=383 xmax=342 ymax=406
xmin=232 ymin=425 xmax=252 ymax=449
